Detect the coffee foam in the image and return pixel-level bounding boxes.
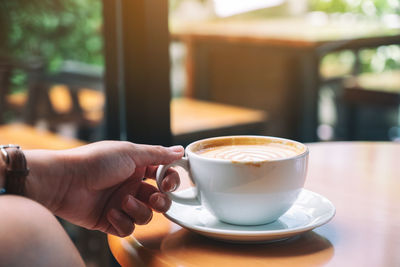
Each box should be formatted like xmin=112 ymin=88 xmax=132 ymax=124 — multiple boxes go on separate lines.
xmin=192 ymin=137 xmax=305 ymax=161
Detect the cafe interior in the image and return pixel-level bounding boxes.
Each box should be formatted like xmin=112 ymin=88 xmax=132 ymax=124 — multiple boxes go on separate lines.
xmin=0 ymin=0 xmax=399 ymax=266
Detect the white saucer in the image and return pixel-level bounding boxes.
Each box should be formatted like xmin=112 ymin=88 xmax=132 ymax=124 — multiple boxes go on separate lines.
xmin=165 ymin=189 xmax=335 ymax=243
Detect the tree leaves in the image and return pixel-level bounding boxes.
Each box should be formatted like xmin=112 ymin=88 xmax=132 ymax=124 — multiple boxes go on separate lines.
xmin=0 ymin=0 xmax=103 ymax=69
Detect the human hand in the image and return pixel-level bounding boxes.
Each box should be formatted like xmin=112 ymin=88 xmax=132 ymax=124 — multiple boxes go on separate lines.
xmin=24 ymin=141 xmax=184 ymax=236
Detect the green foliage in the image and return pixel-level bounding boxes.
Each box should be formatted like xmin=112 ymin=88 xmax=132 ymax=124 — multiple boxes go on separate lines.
xmin=0 ymin=0 xmax=103 ymax=71
xmin=360 ymin=45 xmax=400 ymax=72
xmin=309 ymin=0 xmax=348 ymax=13
xmin=310 ymin=0 xmax=400 ymax=73
xmin=309 ymin=0 xmax=400 ymax=16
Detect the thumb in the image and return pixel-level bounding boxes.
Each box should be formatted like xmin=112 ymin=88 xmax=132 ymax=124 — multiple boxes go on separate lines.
xmin=130 ymin=144 xmax=184 ymax=168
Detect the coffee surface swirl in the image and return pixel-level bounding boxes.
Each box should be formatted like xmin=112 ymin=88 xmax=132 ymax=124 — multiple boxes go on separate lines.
xmin=196 ymin=143 xmax=299 ymax=161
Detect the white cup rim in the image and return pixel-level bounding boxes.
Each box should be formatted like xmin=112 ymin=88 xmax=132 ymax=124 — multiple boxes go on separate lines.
xmin=186 ymin=135 xmax=309 ymax=163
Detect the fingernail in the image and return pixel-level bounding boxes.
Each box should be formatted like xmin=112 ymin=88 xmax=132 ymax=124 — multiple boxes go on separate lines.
xmin=169 ymin=145 xmax=184 ymax=153
xmin=124 ymin=195 xmax=137 ymax=212
xmin=170 ymin=183 xmax=178 ymax=192
xmin=108 ymin=209 xmax=127 ymax=237
xmin=161 ymin=179 xmax=179 ymax=192
xmin=162 ymin=179 xmax=171 ymax=192
xmin=165 ymin=181 xmax=178 ymax=192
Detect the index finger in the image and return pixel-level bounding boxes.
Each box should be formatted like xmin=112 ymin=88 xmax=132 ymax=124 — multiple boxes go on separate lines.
xmin=130 ymin=144 xmax=184 ymax=168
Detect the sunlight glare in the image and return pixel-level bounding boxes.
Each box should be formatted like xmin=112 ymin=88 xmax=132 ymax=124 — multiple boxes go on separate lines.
xmin=213 ymin=0 xmax=284 ymax=17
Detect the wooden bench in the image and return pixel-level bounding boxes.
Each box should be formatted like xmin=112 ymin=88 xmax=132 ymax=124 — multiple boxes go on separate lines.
xmin=1 ymin=60 xmax=105 ymax=140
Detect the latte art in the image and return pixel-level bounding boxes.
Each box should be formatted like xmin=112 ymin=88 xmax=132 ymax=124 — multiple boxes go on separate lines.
xmin=197 ymin=144 xmax=299 ymax=161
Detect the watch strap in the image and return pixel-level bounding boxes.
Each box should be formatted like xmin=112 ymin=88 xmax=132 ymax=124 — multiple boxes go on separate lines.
xmin=1 ymin=145 xmax=29 ymax=195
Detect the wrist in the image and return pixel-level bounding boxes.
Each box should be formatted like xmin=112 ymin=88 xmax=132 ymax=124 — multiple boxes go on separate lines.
xmin=24 ymin=149 xmax=69 ymax=211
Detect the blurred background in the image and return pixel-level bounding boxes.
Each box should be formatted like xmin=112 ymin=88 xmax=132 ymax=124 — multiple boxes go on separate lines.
xmin=0 ymin=0 xmax=399 ymax=266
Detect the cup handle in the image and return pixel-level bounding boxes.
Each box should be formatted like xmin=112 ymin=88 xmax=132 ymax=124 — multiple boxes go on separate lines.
xmin=156 ymin=157 xmax=201 ymax=205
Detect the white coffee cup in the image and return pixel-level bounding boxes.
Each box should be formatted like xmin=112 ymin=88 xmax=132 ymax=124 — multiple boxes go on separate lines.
xmin=156 ymin=136 xmax=309 ymax=225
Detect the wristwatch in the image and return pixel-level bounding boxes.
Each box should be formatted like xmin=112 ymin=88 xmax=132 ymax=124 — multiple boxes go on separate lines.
xmin=0 ymin=144 xmax=29 ymax=195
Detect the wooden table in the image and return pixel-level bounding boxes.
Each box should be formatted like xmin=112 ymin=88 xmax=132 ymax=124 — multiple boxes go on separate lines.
xmin=0 ymin=123 xmax=85 ymax=149
xmin=171 ymin=16 xmax=400 ymax=142
xmin=108 ymin=141 xmax=400 ymax=266
xmin=171 ymin=98 xmax=267 ymax=145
